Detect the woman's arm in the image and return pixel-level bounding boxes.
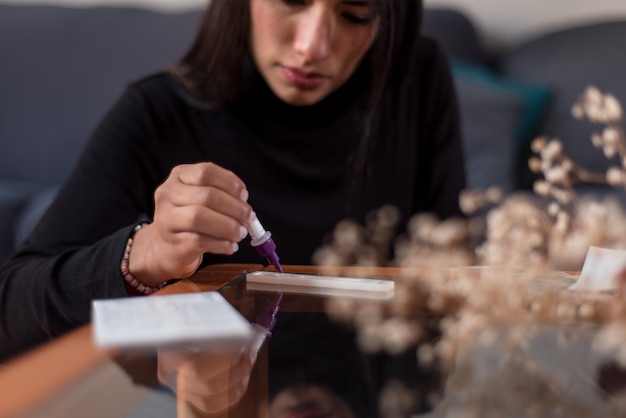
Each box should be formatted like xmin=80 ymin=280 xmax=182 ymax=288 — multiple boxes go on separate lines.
xmin=0 ymin=86 xmax=161 ymax=360
xmin=0 ymin=79 xmax=252 ymax=360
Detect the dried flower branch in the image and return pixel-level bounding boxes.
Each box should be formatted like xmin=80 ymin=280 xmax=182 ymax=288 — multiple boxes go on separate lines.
xmin=530 ymin=86 xmax=626 ymax=205
xmin=318 ymin=86 xmax=626 ymax=416
xmin=572 ymin=86 xmax=626 ymax=193
xmin=312 ymin=205 xmax=402 ymax=277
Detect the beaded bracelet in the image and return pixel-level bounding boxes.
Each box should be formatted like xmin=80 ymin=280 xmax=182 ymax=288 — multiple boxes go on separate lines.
xmin=120 ymin=223 xmax=165 ymax=295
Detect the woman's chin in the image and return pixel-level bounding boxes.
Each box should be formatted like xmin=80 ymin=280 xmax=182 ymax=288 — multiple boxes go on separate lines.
xmin=270 ymin=84 xmax=330 ymax=107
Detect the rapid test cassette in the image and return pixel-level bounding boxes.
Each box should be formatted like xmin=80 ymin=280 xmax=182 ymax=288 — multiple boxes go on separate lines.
xmin=246 ymin=271 xmax=394 ymax=298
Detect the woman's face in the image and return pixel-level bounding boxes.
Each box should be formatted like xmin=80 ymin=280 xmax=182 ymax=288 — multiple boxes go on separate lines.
xmin=249 ymin=0 xmax=379 ymax=106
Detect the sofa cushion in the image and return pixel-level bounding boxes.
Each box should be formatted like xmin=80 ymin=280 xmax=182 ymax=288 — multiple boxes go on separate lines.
xmin=453 ymin=60 xmax=551 ymax=148
xmin=0 ymin=5 xmax=202 ymax=186
xmin=503 ymin=21 xmax=626 ymax=176
xmin=422 ymin=8 xmax=487 ymax=66
xmin=454 ymin=74 xmax=523 ymax=193
xmin=452 ymin=61 xmax=551 ymax=193
xmin=0 ymin=181 xmax=43 ymax=264
xmin=14 ymin=186 xmax=60 ymax=249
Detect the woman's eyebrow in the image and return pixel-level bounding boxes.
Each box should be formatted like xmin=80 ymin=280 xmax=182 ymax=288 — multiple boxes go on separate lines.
xmin=342 ymin=0 xmax=371 ymax=6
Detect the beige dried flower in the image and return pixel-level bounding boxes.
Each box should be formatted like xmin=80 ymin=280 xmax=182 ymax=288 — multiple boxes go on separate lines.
xmin=607 ymin=167 xmax=623 ymax=186
xmin=324 ymin=297 xmax=359 ymax=323
xmin=358 ymin=322 xmax=385 ymax=353
xmin=408 ymin=213 xmax=439 ymax=243
xmin=378 ymin=380 xmax=417 ymax=418
xmin=604 ymin=145 xmax=618 ymax=159
xmin=459 ymin=190 xmax=480 ymax=214
xmin=576 ymin=85 xmax=625 ymax=126
xmin=373 ymin=204 xmax=401 ymax=228
xmin=545 ymin=166 xmax=567 ymax=183
xmin=528 ymin=156 xmax=542 ymax=173
xmin=547 ymin=202 xmax=560 ymax=217
xmin=312 ymin=246 xmax=343 ymax=267
xmin=429 ymin=219 xmax=468 ymax=247
xmin=531 ymin=136 xmax=548 ymax=153
xmin=484 ymin=186 xmax=503 ymax=202
xmin=584 ymin=85 xmax=603 ymax=105
xmin=586 ymin=103 xmax=604 ymax=123
xmin=416 ymin=343 xmax=435 ymax=366
xmin=458 ymin=188 xmax=503 ymax=216
xmin=603 ymin=126 xmax=620 ymax=145
xmin=541 ymin=140 xmax=563 ymax=161
xmin=533 ymin=180 xmax=552 ymax=197
xmin=333 ymin=220 xmax=363 ymax=251
xmin=379 ymin=317 xmax=423 ymax=354
xmin=591 ymin=132 xmax=604 ymax=148
xmin=604 ymin=94 xmax=623 ymax=121
xmin=572 ymin=103 xmax=584 ymax=119
xmin=553 ymin=211 xmax=570 ymax=234
xmin=316 ymin=86 xmax=626 ymax=418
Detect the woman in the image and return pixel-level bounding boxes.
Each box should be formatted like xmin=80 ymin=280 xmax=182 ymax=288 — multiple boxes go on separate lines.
xmin=0 ymin=0 xmax=464 ymax=360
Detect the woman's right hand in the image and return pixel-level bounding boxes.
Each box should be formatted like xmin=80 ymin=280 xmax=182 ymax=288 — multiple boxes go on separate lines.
xmin=157 ymin=325 xmax=268 ymax=415
xmin=128 ymin=162 xmax=253 ymax=286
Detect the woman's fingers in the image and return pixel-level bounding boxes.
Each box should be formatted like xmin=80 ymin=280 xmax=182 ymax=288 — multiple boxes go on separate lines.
xmin=152 ymin=162 xmax=254 ymax=253
xmin=177 ymin=376 xmax=250 ymax=415
xmin=157 ymin=182 xmax=252 ymax=230
xmin=157 ymin=328 xmax=268 ymax=414
xmin=173 ymin=349 xmax=255 ymax=414
xmin=155 ymin=163 xmax=253 ymax=231
xmin=179 ymin=350 xmax=254 ymax=394
xmin=131 ymin=162 xmax=254 ymax=283
xmin=165 ymin=205 xmax=248 ymax=245
xmin=175 ymin=163 xmax=247 ymax=200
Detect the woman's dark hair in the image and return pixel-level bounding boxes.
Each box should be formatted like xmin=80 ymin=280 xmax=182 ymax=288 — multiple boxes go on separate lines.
xmin=177 ymin=0 xmax=422 ymax=103
xmin=175 ymin=0 xmax=423 ymax=208
xmin=174 ymin=0 xmax=251 ymax=105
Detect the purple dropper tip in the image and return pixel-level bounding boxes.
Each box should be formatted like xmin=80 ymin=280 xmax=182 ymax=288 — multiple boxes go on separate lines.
xmin=253 ymin=237 xmax=283 ymax=273
xmin=255 ymin=292 xmax=283 ymax=332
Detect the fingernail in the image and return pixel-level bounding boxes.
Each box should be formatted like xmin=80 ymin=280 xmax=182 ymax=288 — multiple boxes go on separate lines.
xmin=248 ymin=211 xmax=257 ymax=226
xmin=239 ymin=226 xmax=248 ymax=240
xmin=232 ymin=243 xmax=239 ymax=253
xmin=240 ymin=189 xmax=249 ymax=202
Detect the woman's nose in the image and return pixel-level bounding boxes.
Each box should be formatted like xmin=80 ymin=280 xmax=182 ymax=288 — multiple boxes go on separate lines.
xmin=293 ymin=8 xmax=332 ymax=64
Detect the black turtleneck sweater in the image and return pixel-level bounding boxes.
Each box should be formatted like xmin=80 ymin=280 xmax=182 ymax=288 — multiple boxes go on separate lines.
xmin=0 ymin=38 xmax=464 ymax=360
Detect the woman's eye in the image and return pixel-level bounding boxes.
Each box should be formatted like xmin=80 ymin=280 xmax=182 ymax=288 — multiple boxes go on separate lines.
xmin=281 ymin=0 xmax=306 ymax=5
xmin=343 ymin=13 xmax=373 ymax=25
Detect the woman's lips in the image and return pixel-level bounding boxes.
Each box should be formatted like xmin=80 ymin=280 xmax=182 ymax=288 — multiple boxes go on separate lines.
xmin=280 ymin=66 xmax=329 ymax=90
xmin=286 ymin=405 xmax=331 ymax=418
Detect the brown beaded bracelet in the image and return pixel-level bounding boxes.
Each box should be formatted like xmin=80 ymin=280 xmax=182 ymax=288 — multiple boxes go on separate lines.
xmin=120 ymin=223 xmax=165 ymax=295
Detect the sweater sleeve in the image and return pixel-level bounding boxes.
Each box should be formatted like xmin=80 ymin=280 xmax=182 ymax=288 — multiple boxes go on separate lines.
xmin=0 ymin=84 xmax=161 ymax=361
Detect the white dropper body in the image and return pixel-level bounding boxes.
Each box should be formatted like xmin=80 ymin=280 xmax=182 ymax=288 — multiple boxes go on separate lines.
xmin=247 ymin=218 xmax=272 ymax=247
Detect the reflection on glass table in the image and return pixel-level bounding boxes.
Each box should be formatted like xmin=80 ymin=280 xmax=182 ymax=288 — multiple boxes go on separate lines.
xmin=415 ymin=323 xmax=626 ymax=418
xmin=16 ymin=270 xmax=626 ymax=418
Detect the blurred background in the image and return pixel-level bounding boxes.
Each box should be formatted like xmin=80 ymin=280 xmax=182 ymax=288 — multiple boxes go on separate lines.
xmin=3 ymin=0 xmax=626 ymax=46
xmin=1 ymin=0 xmax=626 ymax=265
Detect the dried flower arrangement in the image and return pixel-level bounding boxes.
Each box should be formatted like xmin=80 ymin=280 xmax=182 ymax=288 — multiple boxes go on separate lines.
xmin=316 ymin=86 xmax=626 ymax=417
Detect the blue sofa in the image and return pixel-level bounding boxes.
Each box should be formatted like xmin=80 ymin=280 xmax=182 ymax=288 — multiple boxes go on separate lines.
xmin=0 ymin=5 xmax=202 ymax=263
xmin=1 ymin=4 xmax=626 ymax=263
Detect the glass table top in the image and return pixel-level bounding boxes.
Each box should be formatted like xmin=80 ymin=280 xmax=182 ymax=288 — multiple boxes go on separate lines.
xmin=19 ymin=272 xmax=626 ymax=418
